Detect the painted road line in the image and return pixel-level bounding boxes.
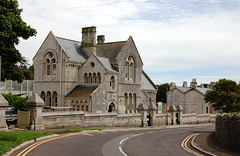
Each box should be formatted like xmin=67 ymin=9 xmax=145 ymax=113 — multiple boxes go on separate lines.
xmin=119 ymin=146 xmax=128 ymax=156
xmin=17 ymin=132 xmax=93 ymax=156
xmin=132 ymin=133 xmax=144 ymax=137
xmin=147 ymin=131 xmax=156 ymax=134
xmin=119 ymin=137 xmax=129 ymax=145
xmin=181 ymin=133 xmax=202 ymax=156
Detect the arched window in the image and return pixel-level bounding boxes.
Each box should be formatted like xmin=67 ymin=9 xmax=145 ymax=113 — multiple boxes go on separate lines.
xmin=84 ymin=73 xmax=88 ymax=84
xmin=129 ymin=93 xmax=133 ymax=113
xmin=76 ymin=101 xmax=80 ymax=111
xmin=46 ymin=59 xmax=50 ymax=76
xmin=110 ymin=76 xmax=115 ymax=90
xmin=52 ymin=59 xmax=56 ymax=77
xmin=97 ymin=73 xmax=101 ymax=84
xmin=93 ymin=73 xmax=96 ymax=84
xmin=41 ymin=91 xmax=45 ymax=104
xmin=44 ymin=52 xmax=57 ymax=78
xmin=53 ymin=91 xmax=57 ymax=106
xmin=47 ymin=91 xmax=51 ymax=106
xmin=89 ymin=73 xmax=92 ymax=84
xmin=133 ymin=94 xmax=137 ymax=113
xmin=85 ymin=101 xmax=88 ymax=112
xmin=72 ymin=101 xmax=75 ymax=111
xmin=81 ymin=101 xmax=84 ymax=111
xmin=125 ymin=56 xmax=135 ymax=81
xmin=124 ymin=93 xmax=128 ymax=113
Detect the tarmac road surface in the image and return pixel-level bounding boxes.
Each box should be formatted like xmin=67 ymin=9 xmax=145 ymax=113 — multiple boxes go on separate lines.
xmin=10 ymin=124 xmax=214 ymax=156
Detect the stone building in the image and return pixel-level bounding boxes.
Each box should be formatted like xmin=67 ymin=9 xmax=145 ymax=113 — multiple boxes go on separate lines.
xmin=33 ymin=26 xmax=157 ymax=114
xmin=166 ymin=79 xmax=215 ymax=114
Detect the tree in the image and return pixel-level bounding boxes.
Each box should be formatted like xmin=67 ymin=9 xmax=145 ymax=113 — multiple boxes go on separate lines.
xmin=0 ymin=0 xmax=37 ymax=82
xmin=205 ymin=78 xmax=240 ymax=113
xmin=2 ymin=93 xmax=28 ymax=111
xmin=156 ymin=83 xmax=170 ymax=103
xmin=16 ymin=57 xmax=34 ymax=80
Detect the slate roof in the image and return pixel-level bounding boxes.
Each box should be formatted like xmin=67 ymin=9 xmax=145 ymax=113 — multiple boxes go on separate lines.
xmin=56 ymin=37 xmax=88 ymax=62
xmin=96 ymin=41 xmax=126 ymax=65
xmin=141 ymin=71 xmax=157 ymax=90
xmin=171 ymin=86 xmax=211 ymax=95
xmin=65 ymin=85 xmax=99 ymax=98
xmin=96 ymin=56 xmax=116 ymax=72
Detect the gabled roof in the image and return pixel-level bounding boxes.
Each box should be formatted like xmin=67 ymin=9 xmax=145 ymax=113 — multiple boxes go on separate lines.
xmin=141 ymin=71 xmax=157 ymax=90
xmin=96 ymin=41 xmax=126 ymax=65
xmin=56 ymin=37 xmax=88 ymax=62
xmin=65 ymin=85 xmax=99 ymax=98
xmin=96 ymin=56 xmax=117 ymax=72
xmin=169 ymin=86 xmax=211 ymax=95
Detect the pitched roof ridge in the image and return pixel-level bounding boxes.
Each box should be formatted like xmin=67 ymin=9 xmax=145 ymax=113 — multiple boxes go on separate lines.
xmin=56 ymin=36 xmax=81 ymax=43
xmin=97 ymin=41 xmax=126 ymax=45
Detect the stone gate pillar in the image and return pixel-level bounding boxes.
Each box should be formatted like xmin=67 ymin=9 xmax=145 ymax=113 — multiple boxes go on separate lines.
xmin=0 ymin=94 xmax=8 ymax=130
xmin=176 ymin=105 xmax=183 ymax=125
xmin=168 ymin=105 xmax=177 ymax=125
xmin=26 ymin=93 xmax=44 ymax=130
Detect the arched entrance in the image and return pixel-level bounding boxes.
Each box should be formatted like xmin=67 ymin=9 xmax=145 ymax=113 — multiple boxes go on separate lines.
xmin=108 ymin=103 xmax=115 ymax=112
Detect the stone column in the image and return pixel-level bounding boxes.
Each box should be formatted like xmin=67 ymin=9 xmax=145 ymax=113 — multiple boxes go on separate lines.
xmin=168 ymin=105 xmax=177 ymax=125
xmin=176 ymin=105 xmax=183 ymax=125
xmin=26 ymin=93 xmax=44 ymax=130
xmin=0 ymin=94 xmax=8 ymax=130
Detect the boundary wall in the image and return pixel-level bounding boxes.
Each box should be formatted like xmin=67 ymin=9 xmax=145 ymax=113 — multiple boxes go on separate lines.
xmin=215 ymin=114 xmax=240 ymax=151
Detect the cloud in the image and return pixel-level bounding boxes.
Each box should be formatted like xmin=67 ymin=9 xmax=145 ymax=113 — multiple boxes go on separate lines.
xmin=17 ymin=0 xmax=240 ymax=85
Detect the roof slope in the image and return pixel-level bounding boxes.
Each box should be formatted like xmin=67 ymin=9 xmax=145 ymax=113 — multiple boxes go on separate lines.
xmin=65 ymin=85 xmax=99 ymax=98
xmin=173 ymin=86 xmax=211 ymax=95
xmin=141 ymin=71 xmax=157 ymax=90
xmin=96 ymin=56 xmax=116 ymax=72
xmin=56 ymin=37 xmax=88 ymax=62
xmin=96 ymin=41 xmax=126 ymax=65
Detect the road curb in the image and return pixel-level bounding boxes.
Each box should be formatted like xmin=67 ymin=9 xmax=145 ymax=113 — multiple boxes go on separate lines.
xmin=191 ymin=133 xmax=217 ymax=156
xmin=3 ymin=134 xmax=59 ymax=156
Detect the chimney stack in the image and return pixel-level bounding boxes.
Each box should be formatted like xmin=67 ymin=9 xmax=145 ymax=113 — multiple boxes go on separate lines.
xmin=97 ymin=35 xmax=105 ymax=44
xmin=182 ymin=81 xmax=188 ymax=87
xmin=170 ymin=82 xmax=176 ymax=90
xmin=190 ymin=78 xmax=197 ymax=88
xmin=81 ymin=26 xmax=96 ymax=56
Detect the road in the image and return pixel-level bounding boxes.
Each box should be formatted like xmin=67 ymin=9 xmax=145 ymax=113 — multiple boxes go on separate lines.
xmin=11 ymin=124 xmax=214 ymax=156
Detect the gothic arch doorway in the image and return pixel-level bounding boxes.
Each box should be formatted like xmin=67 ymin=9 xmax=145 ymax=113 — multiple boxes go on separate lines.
xmin=108 ymin=102 xmax=115 ymax=112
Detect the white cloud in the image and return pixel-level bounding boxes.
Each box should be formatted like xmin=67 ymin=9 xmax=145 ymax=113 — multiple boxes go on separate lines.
xmin=16 ymin=0 xmax=240 ymax=85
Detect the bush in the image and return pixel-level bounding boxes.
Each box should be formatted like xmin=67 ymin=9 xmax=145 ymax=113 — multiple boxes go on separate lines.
xmin=2 ymin=93 xmax=28 ymax=111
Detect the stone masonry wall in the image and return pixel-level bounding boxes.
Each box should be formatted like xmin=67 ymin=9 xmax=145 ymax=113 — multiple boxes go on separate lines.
xmin=215 ymin=114 xmax=240 ymax=151
xmin=42 ymin=112 xmax=142 ymax=129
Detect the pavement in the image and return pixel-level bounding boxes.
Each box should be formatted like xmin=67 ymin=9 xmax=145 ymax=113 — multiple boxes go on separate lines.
xmin=192 ymin=132 xmax=240 ymax=156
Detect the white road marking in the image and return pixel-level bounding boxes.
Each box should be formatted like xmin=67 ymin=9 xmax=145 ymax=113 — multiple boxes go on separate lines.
xmin=132 ymin=133 xmax=144 ymax=137
xmin=119 ymin=146 xmax=128 ymax=156
xmin=119 ymin=137 xmax=129 ymax=145
xmin=147 ymin=131 xmax=155 ymax=134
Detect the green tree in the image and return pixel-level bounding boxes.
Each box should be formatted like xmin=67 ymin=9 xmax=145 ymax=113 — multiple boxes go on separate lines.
xmin=0 ymin=0 xmax=37 ymax=82
xmin=17 ymin=57 xmax=34 ymax=80
xmin=2 ymin=93 xmax=28 ymax=111
xmin=205 ymin=78 xmax=240 ymax=113
xmin=156 ymin=83 xmax=170 ymax=103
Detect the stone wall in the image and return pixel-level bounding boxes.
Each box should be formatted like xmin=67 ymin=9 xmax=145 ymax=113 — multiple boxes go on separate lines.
xmin=182 ymin=113 xmax=216 ymax=124
xmin=42 ymin=112 xmax=142 ymax=129
xmin=215 ymin=114 xmax=240 ymax=151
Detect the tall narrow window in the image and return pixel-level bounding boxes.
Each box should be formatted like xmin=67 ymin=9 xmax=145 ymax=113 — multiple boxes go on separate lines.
xmin=93 ymin=73 xmax=96 ymax=84
xmin=46 ymin=59 xmax=50 ymax=76
xmin=81 ymin=101 xmax=84 ymax=111
xmin=89 ymin=73 xmax=92 ymax=84
xmin=72 ymin=101 xmax=75 ymax=111
xmin=52 ymin=59 xmax=56 ymax=77
xmin=53 ymin=91 xmax=57 ymax=106
xmin=125 ymin=56 xmax=135 ymax=81
xmin=110 ymin=76 xmax=115 ymax=90
xmin=84 ymin=73 xmax=88 ymax=84
xmin=41 ymin=91 xmax=45 ymax=104
xmin=47 ymin=91 xmax=51 ymax=106
xmin=85 ymin=101 xmax=88 ymax=112
xmin=76 ymin=101 xmax=80 ymax=111
xmin=129 ymin=93 xmax=132 ymax=113
xmin=129 ymin=63 xmax=132 ymax=79
xmin=124 ymin=93 xmax=128 ymax=113
xmin=133 ymin=94 xmax=136 ymax=113
xmin=125 ymin=63 xmax=128 ymax=78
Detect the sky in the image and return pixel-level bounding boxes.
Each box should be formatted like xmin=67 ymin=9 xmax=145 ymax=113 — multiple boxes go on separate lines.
xmin=17 ymin=0 xmax=240 ymax=86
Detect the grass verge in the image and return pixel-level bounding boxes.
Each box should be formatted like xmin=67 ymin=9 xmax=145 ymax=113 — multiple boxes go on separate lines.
xmin=0 ymin=131 xmax=53 ymax=156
